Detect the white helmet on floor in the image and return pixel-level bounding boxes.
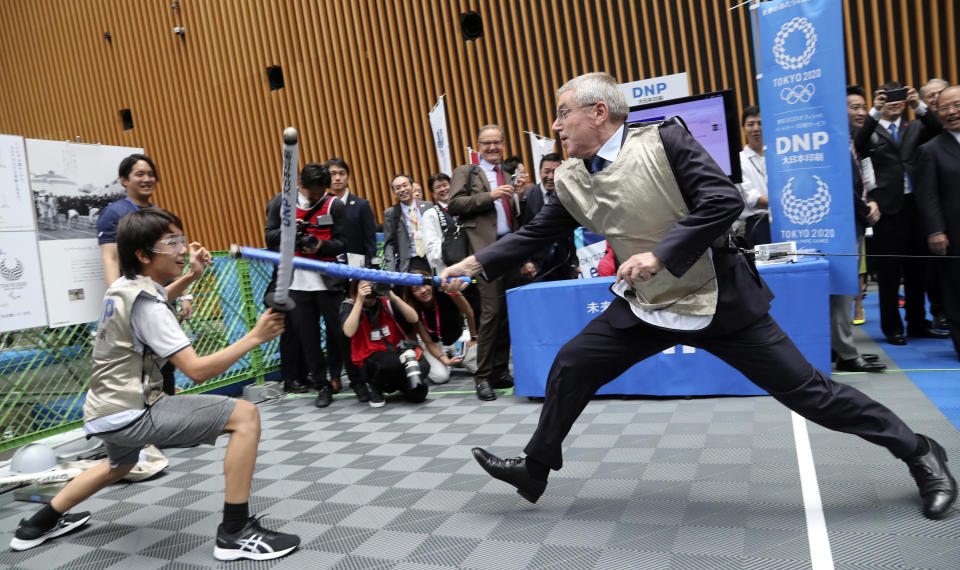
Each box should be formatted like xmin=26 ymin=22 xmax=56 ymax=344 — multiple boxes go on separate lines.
xmin=11 ymin=443 xmax=57 ymax=474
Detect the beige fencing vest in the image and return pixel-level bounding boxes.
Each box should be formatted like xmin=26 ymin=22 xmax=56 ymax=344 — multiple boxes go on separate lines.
xmin=83 ymin=276 xmax=171 ymax=421
xmin=554 ymin=125 xmax=718 ymax=316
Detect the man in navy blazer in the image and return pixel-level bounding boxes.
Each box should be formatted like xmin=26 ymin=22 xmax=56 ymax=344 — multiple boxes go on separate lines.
xmin=522 ymin=152 xmax=578 ymax=281
xmin=442 ymin=72 xmax=955 ymax=521
xmin=325 ymin=158 xmax=377 ymax=267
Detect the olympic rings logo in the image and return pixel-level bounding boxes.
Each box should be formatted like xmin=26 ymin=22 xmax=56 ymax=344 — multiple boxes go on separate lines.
xmin=780 ymin=83 xmax=816 ymax=104
xmin=781 ymin=175 xmax=831 ymax=225
xmin=772 ymin=17 xmax=817 ymax=70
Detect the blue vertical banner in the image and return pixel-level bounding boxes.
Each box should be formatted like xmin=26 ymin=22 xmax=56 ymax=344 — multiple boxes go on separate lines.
xmin=754 ymin=0 xmax=857 ymax=294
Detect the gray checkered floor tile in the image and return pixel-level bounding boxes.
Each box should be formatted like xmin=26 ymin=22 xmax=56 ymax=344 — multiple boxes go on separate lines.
xmin=2 ymin=352 xmax=958 ymax=569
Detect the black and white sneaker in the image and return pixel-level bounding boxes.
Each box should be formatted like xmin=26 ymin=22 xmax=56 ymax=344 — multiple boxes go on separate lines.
xmin=214 ymin=515 xmax=299 ymax=561
xmin=368 ymin=387 xmax=385 ymax=408
xmin=10 ymin=511 xmax=91 ymax=551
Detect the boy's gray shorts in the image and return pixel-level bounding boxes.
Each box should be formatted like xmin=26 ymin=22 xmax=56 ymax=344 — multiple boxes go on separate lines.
xmin=97 ymin=394 xmax=237 ymax=467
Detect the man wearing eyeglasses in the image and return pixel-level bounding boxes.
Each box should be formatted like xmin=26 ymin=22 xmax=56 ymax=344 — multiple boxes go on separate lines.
xmin=448 ymin=125 xmax=529 ymax=401
xmin=442 ymin=72 xmax=956 ymax=521
xmin=915 ymin=85 xmax=960 ymax=362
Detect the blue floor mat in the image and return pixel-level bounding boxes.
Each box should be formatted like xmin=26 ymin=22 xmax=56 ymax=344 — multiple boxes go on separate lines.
xmin=859 ymin=290 xmax=960 ymax=429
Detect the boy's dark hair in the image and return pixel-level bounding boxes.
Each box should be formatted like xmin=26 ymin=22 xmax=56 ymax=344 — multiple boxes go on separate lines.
xmin=299 ymin=163 xmax=331 ymax=190
xmin=539 ymin=152 xmax=563 ymax=170
xmin=741 ymin=105 xmax=760 ymax=126
xmin=324 ymin=157 xmax=350 ymax=175
xmin=117 ymin=207 xmax=183 ymax=279
xmin=118 ymin=154 xmax=159 ymax=182
xmin=427 ymin=172 xmax=451 ymax=191
xmin=847 ymin=85 xmax=866 ymax=97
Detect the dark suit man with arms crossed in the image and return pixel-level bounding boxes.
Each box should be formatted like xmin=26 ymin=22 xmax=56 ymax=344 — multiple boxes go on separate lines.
xmin=522 ymin=152 xmax=578 ymax=281
xmin=915 ymin=86 xmax=960 ymax=361
xmin=854 ymin=82 xmax=947 ymax=345
xmin=325 ymin=157 xmax=378 ymax=402
xmin=442 ymin=72 xmax=956 ymax=520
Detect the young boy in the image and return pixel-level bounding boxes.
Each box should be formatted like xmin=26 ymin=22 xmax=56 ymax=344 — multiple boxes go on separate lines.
xmin=10 ymin=207 xmax=299 ymax=561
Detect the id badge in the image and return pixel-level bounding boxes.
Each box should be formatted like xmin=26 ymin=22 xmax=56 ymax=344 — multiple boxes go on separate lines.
xmin=380 ymin=326 xmax=391 ymax=337
xmin=369 ymin=329 xmax=382 ymax=341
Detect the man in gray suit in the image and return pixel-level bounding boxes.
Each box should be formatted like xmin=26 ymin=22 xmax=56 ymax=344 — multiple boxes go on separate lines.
xmin=448 ymin=125 xmax=528 ymax=401
xmin=382 ymin=174 xmax=432 ymax=274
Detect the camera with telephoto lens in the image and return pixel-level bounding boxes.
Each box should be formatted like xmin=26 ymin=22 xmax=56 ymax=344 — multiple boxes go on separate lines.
xmin=364 ymin=256 xmax=392 ymax=297
xmin=396 ymin=339 xmax=424 ymax=391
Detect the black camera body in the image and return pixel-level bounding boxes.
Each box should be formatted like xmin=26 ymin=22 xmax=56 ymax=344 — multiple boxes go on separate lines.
xmin=371 ymin=282 xmax=392 ymax=297
xmin=295 ymin=214 xmax=333 ymax=253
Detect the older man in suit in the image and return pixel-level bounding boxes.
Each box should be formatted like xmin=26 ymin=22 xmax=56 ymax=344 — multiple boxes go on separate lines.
xmin=448 ymin=125 xmax=528 ymax=401
xmin=854 ymin=82 xmax=947 ymax=345
xmin=383 ymin=174 xmax=433 ymax=275
xmin=443 ymin=72 xmax=955 ymax=521
xmin=915 ymin=86 xmax=960 ymax=360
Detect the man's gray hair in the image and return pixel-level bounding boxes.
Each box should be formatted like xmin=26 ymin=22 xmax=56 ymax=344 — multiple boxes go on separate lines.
xmin=477 ymin=124 xmax=503 ymax=141
xmin=557 ymin=72 xmax=629 ymax=122
xmin=919 ymin=78 xmax=949 ymax=98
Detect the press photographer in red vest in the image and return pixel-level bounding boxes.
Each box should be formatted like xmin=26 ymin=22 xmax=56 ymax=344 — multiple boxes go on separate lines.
xmin=264 ymin=162 xmax=347 ymax=408
xmin=340 ymin=279 xmax=430 ymax=408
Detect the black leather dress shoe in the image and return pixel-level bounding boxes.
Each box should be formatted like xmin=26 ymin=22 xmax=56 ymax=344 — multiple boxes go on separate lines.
xmin=283 ymin=379 xmax=309 ymax=394
xmin=906 ymin=435 xmax=957 ymax=519
xmin=933 ymin=315 xmax=950 ymax=330
xmin=861 ymin=353 xmax=880 ymax=362
xmin=314 ymin=384 xmax=333 ymax=408
xmin=490 ymin=373 xmax=514 ymax=389
xmin=836 ymin=356 xmax=887 ymax=373
xmin=475 ymin=381 xmax=496 ymax=401
xmin=887 ymin=334 xmax=907 ymax=345
xmin=908 ymin=328 xmax=951 ymax=339
xmin=472 ymin=447 xmax=546 ymax=503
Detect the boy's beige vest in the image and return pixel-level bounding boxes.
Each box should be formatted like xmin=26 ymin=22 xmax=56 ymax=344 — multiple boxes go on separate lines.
xmin=554 ymin=125 xmax=718 ymax=316
xmin=83 ymin=276 xmax=171 ymax=421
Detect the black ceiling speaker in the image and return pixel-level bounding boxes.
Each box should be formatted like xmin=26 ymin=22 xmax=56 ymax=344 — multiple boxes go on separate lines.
xmin=460 ymin=11 xmax=483 ymax=41
xmin=267 ymin=65 xmax=284 ymax=91
xmin=120 ymin=109 xmax=134 ymax=130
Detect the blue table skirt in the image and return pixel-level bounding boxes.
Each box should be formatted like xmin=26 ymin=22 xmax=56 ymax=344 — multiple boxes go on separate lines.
xmin=506 ymin=259 xmax=830 ymax=397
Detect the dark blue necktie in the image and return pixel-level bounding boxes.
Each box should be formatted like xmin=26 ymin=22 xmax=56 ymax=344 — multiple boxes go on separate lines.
xmin=588 ymin=155 xmax=609 ymax=174
xmin=888 ymin=123 xmax=898 ymax=144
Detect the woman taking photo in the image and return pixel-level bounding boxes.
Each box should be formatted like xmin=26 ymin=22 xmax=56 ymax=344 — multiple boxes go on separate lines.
xmin=404 ymin=271 xmax=478 ymax=385
xmin=341 ymin=280 xmax=429 ymax=408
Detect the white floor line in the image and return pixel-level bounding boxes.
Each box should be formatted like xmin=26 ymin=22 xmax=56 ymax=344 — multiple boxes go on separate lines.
xmin=792 ymin=411 xmax=835 ymax=570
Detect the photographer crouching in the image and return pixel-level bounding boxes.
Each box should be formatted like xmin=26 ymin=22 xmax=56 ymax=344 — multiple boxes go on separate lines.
xmin=340 ymin=279 xmax=429 ymax=408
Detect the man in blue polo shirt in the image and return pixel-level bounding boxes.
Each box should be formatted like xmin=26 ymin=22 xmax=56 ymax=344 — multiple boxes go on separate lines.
xmin=98 ymin=154 xmax=194 ymax=319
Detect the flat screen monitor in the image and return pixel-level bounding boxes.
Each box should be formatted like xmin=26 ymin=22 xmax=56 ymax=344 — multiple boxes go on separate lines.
xmin=626 ymin=90 xmax=742 ymax=183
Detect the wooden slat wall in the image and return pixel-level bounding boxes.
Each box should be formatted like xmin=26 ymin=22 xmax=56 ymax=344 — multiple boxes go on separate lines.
xmin=1 ymin=0 xmax=956 ymax=250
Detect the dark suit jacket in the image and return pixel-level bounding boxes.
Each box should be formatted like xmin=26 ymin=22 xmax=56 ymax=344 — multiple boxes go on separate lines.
xmin=915 ymin=131 xmax=960 ymax=250
xmin=475 ymin=120 xmax=772 ymax=335
xmin=264 ymin=192 xmax=346 ymax=289
xmin=331 ymin=191 xmax=377 ymax=265
xmin=382 ymin=200 xmax=433 ymax=272
xmin=447 ymin=163 xmax=524 ymax=253
xmin=523 ymin=184 xmax=577 ymax=279
xmin=853 ymin=110 xmax=942 ymax=215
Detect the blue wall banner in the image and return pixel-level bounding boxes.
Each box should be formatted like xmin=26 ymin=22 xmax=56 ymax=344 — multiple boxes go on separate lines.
xmin=754 ymin=0 xmax=858 ymax=294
